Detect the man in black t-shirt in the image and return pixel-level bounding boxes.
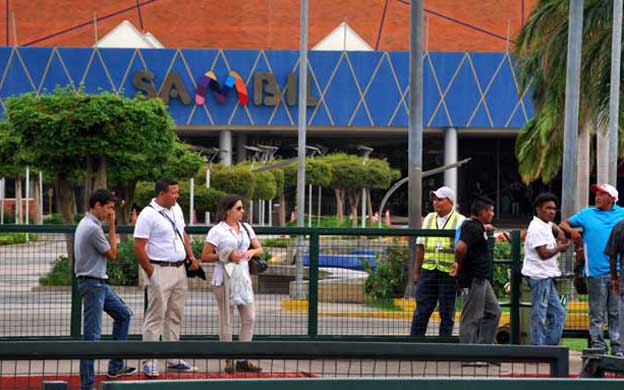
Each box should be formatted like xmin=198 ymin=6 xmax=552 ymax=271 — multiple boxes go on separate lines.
xmin=450 ymin=196 xmax=500 ymax=344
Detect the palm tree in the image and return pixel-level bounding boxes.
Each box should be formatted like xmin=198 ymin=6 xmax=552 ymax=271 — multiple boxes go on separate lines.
xmin=515 ymin=0 xmax=623 ymax=208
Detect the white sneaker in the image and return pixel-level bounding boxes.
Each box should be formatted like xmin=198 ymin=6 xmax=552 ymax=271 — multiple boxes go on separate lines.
xmin=143 ymin=364 xmax=160 ymax=377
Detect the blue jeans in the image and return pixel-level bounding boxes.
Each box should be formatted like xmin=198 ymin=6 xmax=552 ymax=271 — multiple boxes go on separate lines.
xmin=410 ymin=268 xmax=457 ymax=336
xmin=526 ymin=277 xmax=565 ymax=345
xmin=78 ymin=278 xmax=132 ymax=390
xmin=587 ymin=275 xmax=621 ymax=354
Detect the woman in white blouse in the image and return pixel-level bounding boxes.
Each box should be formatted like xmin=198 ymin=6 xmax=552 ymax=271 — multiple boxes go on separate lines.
xmin=201 ymin=194 xmax=264 ymax=373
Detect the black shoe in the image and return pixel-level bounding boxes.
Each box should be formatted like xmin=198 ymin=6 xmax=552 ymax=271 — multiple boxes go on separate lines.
xmin=107 ymin=366 xmax=137 ymax=379
xmin=236 ymin=360 xmax=262 ymax=372
xmin=461 ymin=361 xmax=489 ymax=367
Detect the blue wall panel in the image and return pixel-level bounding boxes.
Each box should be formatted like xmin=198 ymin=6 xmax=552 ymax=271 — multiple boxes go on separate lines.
xmin=0 ymin=46 xmax=533 ymax=129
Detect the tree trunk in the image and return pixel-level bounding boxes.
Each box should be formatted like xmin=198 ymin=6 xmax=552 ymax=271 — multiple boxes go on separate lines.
xmin=366 ymin=188 xmax=373 ymax=222
xmin=278 ymin=193 xmax=286 ymax=227
xmin=334 ymin=189 xmax=345 ymax=221
xmin=83 ymin=155 xmax=94 ymax=212
xmin=597 ymin=123 xmax=609 ymax=184
xmin=94 ymin=154 xmax=107 ymax=189
xmin=347 ymin=190 xmax=360 ymax=228
xmin=15 ymin=175 xmax=22 ymax=224
xmin=57 ymin=175 xmax=76 ymax=224
xmin=576 ymin=121 xmax=591 ymax=210
xmin=33 ymin=173 xmax=42 ymax=224
xmin=57 ymin=175 xmax=76 ymax=262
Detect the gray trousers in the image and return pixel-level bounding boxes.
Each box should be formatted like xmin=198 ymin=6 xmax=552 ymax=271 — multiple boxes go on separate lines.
xmin=459 ymin=278 xmax=501 ymax=344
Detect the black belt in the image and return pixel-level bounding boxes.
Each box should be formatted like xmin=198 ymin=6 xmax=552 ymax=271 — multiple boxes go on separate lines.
xmin=150 ymin=260 xmax=185 ymax=267
xmin=77 ymin=275 xmax=108 ymax=282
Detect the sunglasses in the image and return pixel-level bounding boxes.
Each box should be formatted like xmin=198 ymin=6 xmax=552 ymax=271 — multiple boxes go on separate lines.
xmin=234 ymin=206 xmax=244 ymax=211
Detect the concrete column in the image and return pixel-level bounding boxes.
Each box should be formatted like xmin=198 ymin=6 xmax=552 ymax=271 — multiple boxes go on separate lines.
xmin=444 ymin=127 xmax=458 ymax=195
xmin=219 ymin=130 xmax=232 ymax=166
xmin=236 ymin=133 xmax=247 ymax=163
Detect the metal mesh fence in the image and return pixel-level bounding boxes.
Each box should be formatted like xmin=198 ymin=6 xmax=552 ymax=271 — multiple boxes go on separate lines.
xmin=0 ymin=232 xmax=72 ymax=338
xmin=0 ymin=225 xmax=591 ymax=341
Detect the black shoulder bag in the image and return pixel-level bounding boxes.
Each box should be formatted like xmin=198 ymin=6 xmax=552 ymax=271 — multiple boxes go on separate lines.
xmin=148 ymin=205 xmax=206 ymax=280
xmin=240 ymin=223 xmax=268 ymax=275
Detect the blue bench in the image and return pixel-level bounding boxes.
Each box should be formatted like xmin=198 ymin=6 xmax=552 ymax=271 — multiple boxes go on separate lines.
xmin=303 ymin=253 xmax=376 ymax=270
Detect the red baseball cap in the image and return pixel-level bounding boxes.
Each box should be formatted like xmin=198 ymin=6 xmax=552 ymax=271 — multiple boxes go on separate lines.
xmin=591 ymin=183 xmax=619 ymax=201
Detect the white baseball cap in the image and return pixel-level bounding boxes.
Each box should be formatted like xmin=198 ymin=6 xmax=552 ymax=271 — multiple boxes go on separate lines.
xmin=432 ymin=186 xmax=456 ymax=204
xmin=591 ymin=183 xmax=619 ymax=202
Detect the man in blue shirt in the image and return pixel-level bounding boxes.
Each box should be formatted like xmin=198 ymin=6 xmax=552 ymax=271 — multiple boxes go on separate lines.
xmin=560 ymin=184 xmax=624 ymax=355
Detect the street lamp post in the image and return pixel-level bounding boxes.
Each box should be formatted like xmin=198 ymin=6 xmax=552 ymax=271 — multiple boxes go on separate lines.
xmin=407 ymin=0 xmax=424 ymax=298
xmin=357 ymin=145 xmax=373 ymax=228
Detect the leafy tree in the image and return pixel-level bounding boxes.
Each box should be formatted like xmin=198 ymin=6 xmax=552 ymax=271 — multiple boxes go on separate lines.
xmin=515 ymin=0 xmax=624 ymax=206
xmin=252 ymin=171 xmax=277 ymax=201
xmin=282 ymin=159 xmax=332 ymax=187
xmin=211 ymin=164 xmax=255 ymax=200
xmin=0 ymin=121 xmax=41 ymax=223
xmin=135 ymin=180 xmax=223 ymax=220
xmin=3 ymin=88 xmax=199 ymax=226
xmin=322 ymin=153 xmax=399 ymax=225
xmin=269 ymin=168 xmax=286 ymax=226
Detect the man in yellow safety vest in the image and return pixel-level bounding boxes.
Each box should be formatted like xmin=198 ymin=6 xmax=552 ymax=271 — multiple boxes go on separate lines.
xmin=410 ymin=186 xmax=465 ymax=336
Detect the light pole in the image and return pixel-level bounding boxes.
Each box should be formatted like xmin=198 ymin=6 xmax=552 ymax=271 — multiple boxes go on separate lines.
xmin=189 ymin=145 xmax=222 ymax=225
xmin=407 ymin=0 xmax=424 ymax=298
xmin=304 ymin=145 xmax=321 ymax=227
xmin=356 ymin=145 xmax=373 ymax=228
xmin=257 ymin=144 xmax=279 ymax=225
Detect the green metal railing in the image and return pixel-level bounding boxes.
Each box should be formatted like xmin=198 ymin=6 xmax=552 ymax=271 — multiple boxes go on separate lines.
xmin=0 ymin=224 xmax=535 ymax=342
xmin=0 ymin=340 xmax=570 ymax=378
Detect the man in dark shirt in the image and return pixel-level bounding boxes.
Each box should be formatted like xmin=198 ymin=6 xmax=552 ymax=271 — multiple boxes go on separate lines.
xmin=606 ymin=220 xmax=624 ymax=294
xmin=450 ymin=196 xmax=500 ymax=344
xmin=605 ymin=219 xmax=624 ymax=353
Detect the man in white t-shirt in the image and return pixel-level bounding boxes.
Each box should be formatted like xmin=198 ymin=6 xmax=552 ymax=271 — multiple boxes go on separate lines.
xmin=522 ymin=192 xmax=570 ymax=345
xmin=133 ymin=178 xmax=200 ymax=377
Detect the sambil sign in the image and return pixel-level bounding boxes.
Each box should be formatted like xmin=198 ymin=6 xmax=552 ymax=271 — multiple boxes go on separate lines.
xmin=132 ymin=70 xmax=318 ymax=107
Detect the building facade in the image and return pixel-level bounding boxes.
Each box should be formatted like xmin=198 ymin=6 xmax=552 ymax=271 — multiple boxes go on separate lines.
xmin=0 ymin=45 xmax=536 ymax=219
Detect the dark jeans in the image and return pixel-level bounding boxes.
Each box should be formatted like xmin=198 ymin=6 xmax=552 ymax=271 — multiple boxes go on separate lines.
xmin=410 ymin=268 xmax=458 ymax=336
xmin=78 ymin=278 xmax=132 ymax=390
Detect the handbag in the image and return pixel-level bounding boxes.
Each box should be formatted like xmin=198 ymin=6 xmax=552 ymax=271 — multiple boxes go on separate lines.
xmin=149 ymin=205 xmax=207 ymax=280
xmin=240 ymin=223 xmax=268 ymax=275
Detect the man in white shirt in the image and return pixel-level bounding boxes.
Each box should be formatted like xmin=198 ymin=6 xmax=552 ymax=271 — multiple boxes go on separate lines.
xmin=133 ymin=178 xmax=200 ymax=377
xmin=522 ymin=192 xmax=569 ymax=345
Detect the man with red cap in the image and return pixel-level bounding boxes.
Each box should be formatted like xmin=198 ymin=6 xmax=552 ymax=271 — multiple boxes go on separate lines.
xmin=561 ymin=184 xmax=624 ymax=355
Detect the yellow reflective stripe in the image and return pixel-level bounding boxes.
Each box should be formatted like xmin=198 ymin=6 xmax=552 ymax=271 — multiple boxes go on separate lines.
xmin=423 ymin=213 xmax=436 ymax=248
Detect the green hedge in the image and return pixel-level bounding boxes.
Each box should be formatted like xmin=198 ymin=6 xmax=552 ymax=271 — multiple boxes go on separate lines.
xmin=363 ymin=243 xmax=408 ymax=303
xmin=0 ymin=232 xmax=39 ymax=245
xmin=363 ymin=240 xmax=517 ymax=302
